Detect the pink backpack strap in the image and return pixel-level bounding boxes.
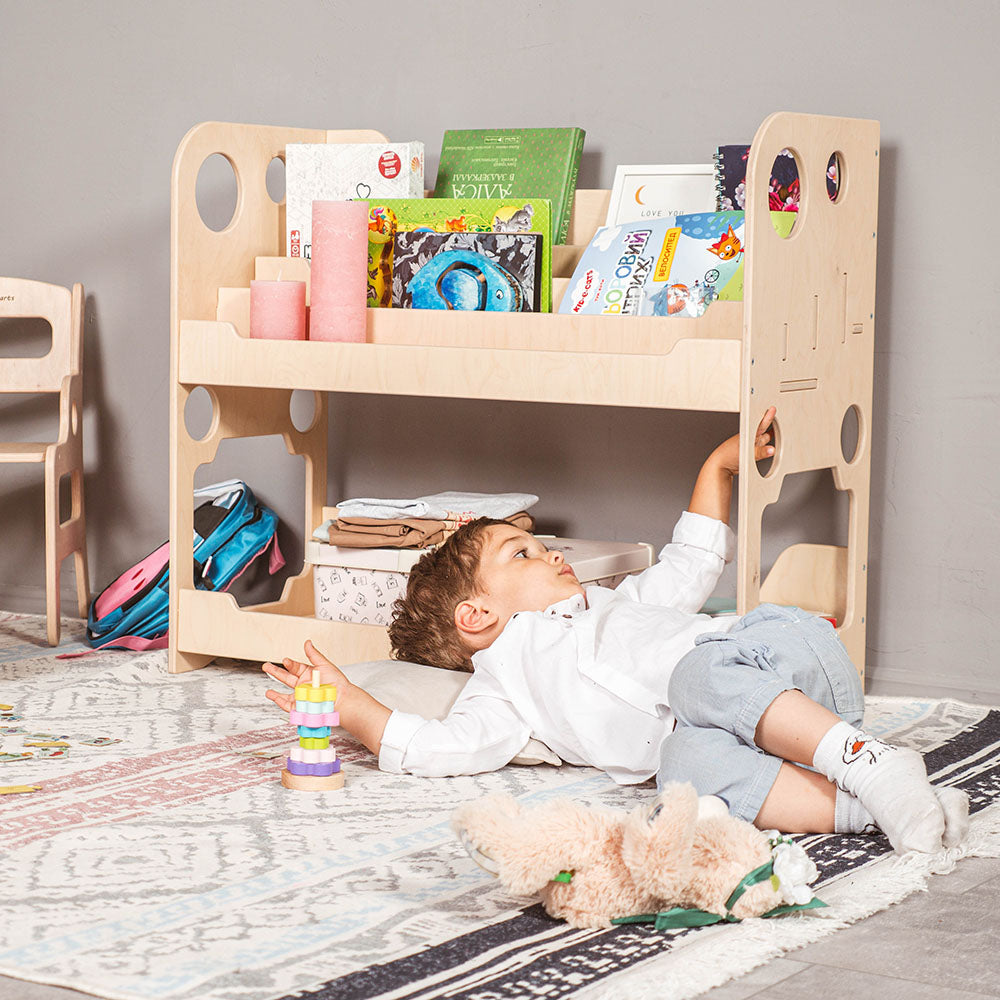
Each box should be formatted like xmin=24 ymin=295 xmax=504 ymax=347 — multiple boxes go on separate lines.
xmin=269 ymin=534 xmax=286 ymax=574
xmin=93 ymin=542 xmax=169 ymax=620
xmin=58 ymin=633 xmax=168 ymax=659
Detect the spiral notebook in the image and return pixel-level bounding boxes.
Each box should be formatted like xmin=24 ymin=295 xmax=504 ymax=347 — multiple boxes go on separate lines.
xmin=714 ymin=144 xmax=800 ymax=212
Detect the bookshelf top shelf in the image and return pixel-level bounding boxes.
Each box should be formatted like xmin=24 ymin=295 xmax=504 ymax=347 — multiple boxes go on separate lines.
xmin=178 ymin=316 xmax=743 ymax=410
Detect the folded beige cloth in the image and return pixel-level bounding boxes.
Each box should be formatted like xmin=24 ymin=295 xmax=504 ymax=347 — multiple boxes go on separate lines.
xmin=326 ymin=527 xmax=449 ymax=549
xmin=336 ymin=516 xmax=452 ymax=538
xmin=326 ymin=511 xmax=534 ymax=549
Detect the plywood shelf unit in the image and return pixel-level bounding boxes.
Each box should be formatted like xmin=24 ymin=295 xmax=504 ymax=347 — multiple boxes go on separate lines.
xmin=178 ymin=316 xmax=743 ymax=411
xmin=169 ymin=113 xmax=879 ymax=676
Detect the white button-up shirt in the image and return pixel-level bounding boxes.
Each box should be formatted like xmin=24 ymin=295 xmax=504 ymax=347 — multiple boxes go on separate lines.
xmin=379 ymin=511 xmax=736 ymax=783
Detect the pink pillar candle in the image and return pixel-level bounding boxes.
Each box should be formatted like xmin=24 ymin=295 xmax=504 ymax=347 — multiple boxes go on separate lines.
xmin=249 ymin=280 xmax=307 ymax=340
xmin=309 ymin=200 xmax=369 ymax=343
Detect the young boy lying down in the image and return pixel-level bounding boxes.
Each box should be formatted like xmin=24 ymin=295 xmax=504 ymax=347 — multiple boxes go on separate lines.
xmin=263 ymin=408 xmax=969 ymax=854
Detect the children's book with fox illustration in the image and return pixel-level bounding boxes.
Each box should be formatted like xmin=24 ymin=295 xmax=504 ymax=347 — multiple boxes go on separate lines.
xmin=560 ymin=212 xmax=747 ymax=318
xmin=366 ymin=197 xmax=552 ymax=311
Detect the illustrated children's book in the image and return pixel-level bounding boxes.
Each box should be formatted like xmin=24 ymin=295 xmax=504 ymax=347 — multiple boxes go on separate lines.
xmin=366 ymin=197 xmax=553 ymax=311
xmin=285 ymin=142 xmax=424 ymax=259
xmin=714 ymin=211 xmax=796 ymax=301
xmin=392 ymin=231 xmax=542 ymax=312
xmin=559 ymin=212 xmax=747 ymax=318
xmin=433 ymin=128 xmax=584 ymax=245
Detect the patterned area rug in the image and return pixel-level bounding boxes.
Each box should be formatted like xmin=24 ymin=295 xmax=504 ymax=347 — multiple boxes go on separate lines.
xmin=1 ymin=610 xmax=999 ymax=1000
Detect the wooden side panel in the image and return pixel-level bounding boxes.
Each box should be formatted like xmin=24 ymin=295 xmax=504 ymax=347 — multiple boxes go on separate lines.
xmin=169 ymin=123 xmax=385 ymax=672
xmin=738 ymin=112 xmax=880 ymax=674
xmin=760 ymin=543 xmax=848 ymax=623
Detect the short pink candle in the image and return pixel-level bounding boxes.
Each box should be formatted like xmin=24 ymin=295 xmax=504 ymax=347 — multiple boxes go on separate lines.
xmin=309 ymin=200 xmax=369 ymax=343
xmin=249 ymin=280 xmax=306 ymax=340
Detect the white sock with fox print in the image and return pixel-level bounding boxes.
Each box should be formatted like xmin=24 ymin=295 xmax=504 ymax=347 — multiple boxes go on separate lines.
xmin=835 ymin=786 xmax=970 ymax=847
xmin=814 ymin=721 xmax=945 ymax=854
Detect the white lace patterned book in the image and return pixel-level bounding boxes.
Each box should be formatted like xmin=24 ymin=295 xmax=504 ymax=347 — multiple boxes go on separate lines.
xmin=285 ymin=141 xmax=424 ymax=259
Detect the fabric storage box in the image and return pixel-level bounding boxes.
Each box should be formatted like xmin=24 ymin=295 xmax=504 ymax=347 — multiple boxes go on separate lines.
xmin=307 ymin=536 xmax=655 ymax=626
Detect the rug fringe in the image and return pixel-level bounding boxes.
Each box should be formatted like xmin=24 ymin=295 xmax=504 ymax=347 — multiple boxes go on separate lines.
xmin=588 ymin=801 xmax=1000 ymax=1000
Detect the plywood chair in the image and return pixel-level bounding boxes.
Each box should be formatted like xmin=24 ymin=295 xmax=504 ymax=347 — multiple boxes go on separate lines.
xmin=0 ymin=278 xmax=90 ymax=644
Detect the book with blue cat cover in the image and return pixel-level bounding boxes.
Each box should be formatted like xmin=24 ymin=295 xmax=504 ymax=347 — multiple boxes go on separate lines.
xmin=366 ymin=197 xmax=552 ymax=311
xmin=392 ymin=231 xmax=542 ymax=312
xmin=433 ymin=128 xmax=584 ymax=245
xmin=559 ymin=212 xmax=746 ymax=318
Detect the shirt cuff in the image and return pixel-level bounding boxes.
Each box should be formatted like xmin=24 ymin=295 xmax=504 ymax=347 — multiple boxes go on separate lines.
xmin=378 ymin=710 xmax=428 ymax=773
xmin=670 ymin=510 xmax=736 ymax=563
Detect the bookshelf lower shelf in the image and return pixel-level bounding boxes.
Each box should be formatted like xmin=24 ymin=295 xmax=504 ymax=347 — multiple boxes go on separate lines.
xmin=178 ymin=319 xmax=744 ymax=411
xmin=176 ymin=589 xmax=391 ymax=667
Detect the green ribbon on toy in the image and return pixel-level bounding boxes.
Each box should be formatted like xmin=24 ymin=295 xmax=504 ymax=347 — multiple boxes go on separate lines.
xmin=610 ymin=859 xmax=827 ymax=931
xmin=552 ymin=870 xmax=574 ymax=883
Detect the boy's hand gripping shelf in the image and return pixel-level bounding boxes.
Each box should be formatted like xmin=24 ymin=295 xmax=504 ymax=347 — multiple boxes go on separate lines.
xmin=281 ymin=668 xmax=345 ymax=791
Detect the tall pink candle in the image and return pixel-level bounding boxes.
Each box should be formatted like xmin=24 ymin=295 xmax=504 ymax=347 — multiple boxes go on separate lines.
xmin=309 ymin=200 xmax=369 ymax=342
xmin=249 ymin=280 xmax=306 ymax=340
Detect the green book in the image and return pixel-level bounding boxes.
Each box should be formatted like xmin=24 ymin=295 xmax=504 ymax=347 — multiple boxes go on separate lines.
xmin=433 ymin=127 xmax=585 ymax=245
xmin=367 ymin=197 xmax=553 ymax=311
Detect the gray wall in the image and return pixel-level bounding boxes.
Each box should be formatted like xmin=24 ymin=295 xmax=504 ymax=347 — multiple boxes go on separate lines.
xmin=2 ymin=1 xmax=997 ymax=699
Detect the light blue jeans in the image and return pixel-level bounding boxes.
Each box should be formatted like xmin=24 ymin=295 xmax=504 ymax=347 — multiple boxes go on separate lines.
xmin=658 ymin=603 xmax=865 ymax=822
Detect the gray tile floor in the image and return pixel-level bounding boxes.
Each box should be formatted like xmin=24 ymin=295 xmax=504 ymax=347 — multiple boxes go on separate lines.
xmin=703 ymin=855 xmax=1000 ymax=999
xmin=2 ymin=856 xmax=998 ymax=1000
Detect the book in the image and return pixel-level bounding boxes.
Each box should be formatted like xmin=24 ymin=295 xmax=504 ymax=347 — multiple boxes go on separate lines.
xmin=714 ymin=144 xmax=800 ymax=213
xmin=366 ymin=197 xmax=553 ymax=311
xmin=559 ymin=212 xmax=747 ymax=317
xmin=715 ymin=211 xmax=796 ymax=301
xmin=392 ymin=231 xmax=542 ymax=312
xmin=433 ymin=127 xmax=584 ymax=245
xmin=285 ymin=142 xmax=424 ymax=259
xmin=605 ymin=164 xmax=715 ymax=226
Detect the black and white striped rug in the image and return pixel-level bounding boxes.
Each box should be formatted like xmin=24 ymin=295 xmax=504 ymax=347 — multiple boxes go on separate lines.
xmin=281 ymin=700 xmax=1000 ymax=1000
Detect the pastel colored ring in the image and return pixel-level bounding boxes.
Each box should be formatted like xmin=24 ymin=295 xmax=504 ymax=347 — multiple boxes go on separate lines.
xmin=289 ymin=711 xmax=340 ymax=727
xmin=299 ymin=736 xmax=330 ymax=750
xmin=286 ymin=759 xmax=341 ymax=777
xmin=296 ymin=725 xmax=332 ymax=739
xmin=294 ymin=701 xmax=336 ymax=714
xmin=289 ymin=746 xmax=338 ymax=763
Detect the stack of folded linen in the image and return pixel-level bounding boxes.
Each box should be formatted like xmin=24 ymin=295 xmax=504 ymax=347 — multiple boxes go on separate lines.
xmin=322 ymin=491 xmax=538 ymax=549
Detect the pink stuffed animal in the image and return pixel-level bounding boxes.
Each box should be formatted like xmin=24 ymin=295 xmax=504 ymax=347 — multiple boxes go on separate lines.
xmin=452 ymin=782 xmax=822 ymax=930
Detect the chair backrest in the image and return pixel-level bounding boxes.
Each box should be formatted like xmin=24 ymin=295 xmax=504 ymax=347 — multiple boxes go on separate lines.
xmin=0 ymin=278 xmax=83 ymax=392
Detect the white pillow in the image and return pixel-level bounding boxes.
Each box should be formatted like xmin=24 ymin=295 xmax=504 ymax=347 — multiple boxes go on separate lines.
xmin=340 ymin=659 xmax=562 ymax=767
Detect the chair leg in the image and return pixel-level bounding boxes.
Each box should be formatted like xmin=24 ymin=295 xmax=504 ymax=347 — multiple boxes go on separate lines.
xmin=74 ymin=548 xmax=90 ymax=619
xmin=44 ymin=471 xmax=61 ymax=647
xmin=71 ymin=467 xmax=90 ymax=617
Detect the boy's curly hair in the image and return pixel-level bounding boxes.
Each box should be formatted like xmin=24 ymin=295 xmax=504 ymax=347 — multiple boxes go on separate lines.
xmin=389 ymin=517 xmax=508 ymax=672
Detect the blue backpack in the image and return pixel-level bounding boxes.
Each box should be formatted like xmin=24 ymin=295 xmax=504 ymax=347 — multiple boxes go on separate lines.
xmin=85 ymin=480 xmax=284 ymax=650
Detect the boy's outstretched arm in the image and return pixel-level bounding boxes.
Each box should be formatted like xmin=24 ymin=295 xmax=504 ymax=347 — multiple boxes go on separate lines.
xmin=688 ymin=406 xmax=776 ymax=524
xmin=263 ymin=639 xmax=391 ymax=756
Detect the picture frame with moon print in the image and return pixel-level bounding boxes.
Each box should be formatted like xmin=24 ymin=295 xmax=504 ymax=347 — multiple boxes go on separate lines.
xmin=604 ymin=164 xmax=715 ymax=227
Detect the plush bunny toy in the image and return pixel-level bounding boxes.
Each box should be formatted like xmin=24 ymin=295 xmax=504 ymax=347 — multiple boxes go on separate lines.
xmin=451 ymin=782 xmax=823 ymax=930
